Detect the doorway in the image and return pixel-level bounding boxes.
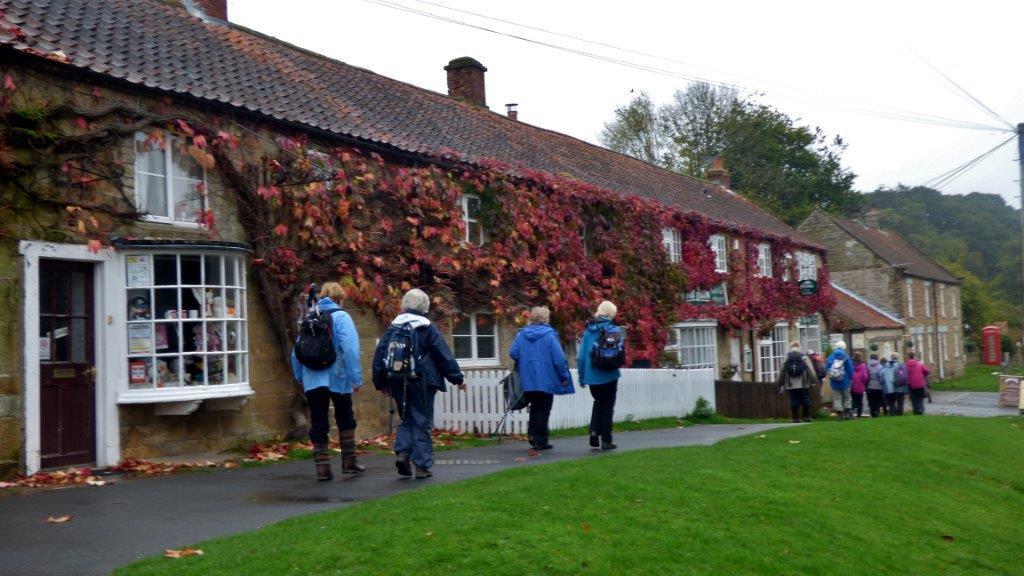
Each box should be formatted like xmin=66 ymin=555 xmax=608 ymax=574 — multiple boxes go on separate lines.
xmin=38 ymin=259 xmax=96 ymax=468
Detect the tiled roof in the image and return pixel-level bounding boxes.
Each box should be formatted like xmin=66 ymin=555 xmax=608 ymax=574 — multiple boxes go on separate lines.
xmin=829 ymin=283 xmax=904 ymax=330
xmin=823 ymin=212 xmax=959 ymax=284
xmin=0 ymin=0 xmax=815 ymax=246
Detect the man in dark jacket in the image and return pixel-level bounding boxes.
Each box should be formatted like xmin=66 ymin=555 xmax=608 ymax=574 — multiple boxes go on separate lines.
xmin=373 ymin=289 xmax=464 ymax=479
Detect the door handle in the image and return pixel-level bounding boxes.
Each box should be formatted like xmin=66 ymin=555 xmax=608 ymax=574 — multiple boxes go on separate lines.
xmin=86 ymin=366 xmax=97 ymax=381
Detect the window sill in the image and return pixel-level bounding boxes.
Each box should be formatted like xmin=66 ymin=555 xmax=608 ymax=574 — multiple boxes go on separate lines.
xmin=457 ymin=359 xmax=502 ymax=369
xmin=117 ymin=382 xmax=254 ymax=405
xmin=139 ymin=216 xmax=205 ymax=229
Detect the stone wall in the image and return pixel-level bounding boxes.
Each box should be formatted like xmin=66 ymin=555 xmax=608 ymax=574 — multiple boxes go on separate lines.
xmin=0 ymin=244 xmax=23 ymax=478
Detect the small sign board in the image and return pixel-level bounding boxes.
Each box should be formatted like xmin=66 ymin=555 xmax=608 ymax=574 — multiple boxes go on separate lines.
xmin=684 ymin=283 xmax=727 ymax=306
xmin=798 ymin=279 xmax=819 ymax=296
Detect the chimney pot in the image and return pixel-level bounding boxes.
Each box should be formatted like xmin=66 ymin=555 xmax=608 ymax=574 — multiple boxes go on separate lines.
xmin=445 ymin=57 xmax=487 ymax=107
xmin=505 ymin=103 xmax=518 ymax=121
xmin=706 ymin=155 xmax=731 ymax=189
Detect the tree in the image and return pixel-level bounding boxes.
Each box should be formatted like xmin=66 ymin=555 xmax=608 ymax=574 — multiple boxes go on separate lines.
xmin=599 ymin=91 xmax=675 ymax=170
xmin=600 ymin=83 xmax=860 ymax=225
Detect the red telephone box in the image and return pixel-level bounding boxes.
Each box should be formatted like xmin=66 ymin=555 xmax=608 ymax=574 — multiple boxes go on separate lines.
xmin=981 ymin=326 xmax=1001 ymax=366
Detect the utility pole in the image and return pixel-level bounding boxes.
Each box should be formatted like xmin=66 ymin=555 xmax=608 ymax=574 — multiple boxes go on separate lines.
xmin=1019 ymin=123 xmax=1024 ymax=358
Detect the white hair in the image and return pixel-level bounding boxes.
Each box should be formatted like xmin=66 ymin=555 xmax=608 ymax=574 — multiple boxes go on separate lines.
xmin=834 ymin=340 xmax=847 ymax=350
xmin=596 ymin=300 xmax=617 ymax=320
xmin=529 ymin=306 xmax=551 ymax=325
xmin=401 ymin=288 xmax=430 ymax=313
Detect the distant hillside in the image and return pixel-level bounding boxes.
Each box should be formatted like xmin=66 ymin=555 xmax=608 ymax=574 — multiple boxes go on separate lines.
xmin=863 ymin=185 xmax=1021 ymax=331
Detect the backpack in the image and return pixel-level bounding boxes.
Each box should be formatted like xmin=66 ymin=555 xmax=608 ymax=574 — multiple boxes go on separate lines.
xmin=591 ymin=326 xmax=626 ymax=370
xmin=785 ymin=355 xmax=806 ymax=378
xmin=828 ymin=358 xmax=847 ymax=381
xmin=810 ymin=355 xmax=826 ymax=380
xmin=380 ymin=323 xmax=418 ymax=387
xmin=894 ymin=364 xmax=909 ymax=385
xmin=293 ymin=308 xmax=341 ymax=370
xmin=500 ymin=368 xmax=528 ymax=411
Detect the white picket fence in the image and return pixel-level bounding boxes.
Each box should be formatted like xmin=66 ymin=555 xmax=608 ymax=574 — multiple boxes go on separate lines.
xmin=434 ymin=368 xmax=716 ymax=435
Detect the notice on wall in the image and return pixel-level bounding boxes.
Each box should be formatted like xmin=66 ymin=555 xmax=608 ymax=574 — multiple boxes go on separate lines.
xmin=53 ymin=326 xmax=69 ymax=339
xmin=126 ymin=255 xmax=152 ymax=288
xmin=39 ymin=337 xmax=51 ymax=361
xmin=128 ymin=323 xmax=152 ymax=355
xmin=852 ymin=334 xmax=865 ymax=349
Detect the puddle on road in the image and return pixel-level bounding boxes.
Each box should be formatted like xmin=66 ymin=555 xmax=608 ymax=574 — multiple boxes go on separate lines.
xmin=433 ymin=459 xmax=499 ymax=465
xmin=249 ymin=493 xmax=360 ymax=504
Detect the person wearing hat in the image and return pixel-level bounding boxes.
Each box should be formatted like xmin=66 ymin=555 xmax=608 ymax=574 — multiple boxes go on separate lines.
xmin=824 ymin=341 xmax=855 ymax=419
xmin=775 ymin=340 xmax=819 ymax=422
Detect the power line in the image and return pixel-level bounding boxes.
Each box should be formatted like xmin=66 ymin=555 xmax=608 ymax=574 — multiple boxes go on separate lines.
xmin=920 ymin=134 xmax=1017 ymax=190
xmin=410 ymin=0 xmax=1010 ymax=134
xmin=361 ymin=0 xmax=1012 ymax=133
xmin=908 ymin=47 xmax=1015 ymax=130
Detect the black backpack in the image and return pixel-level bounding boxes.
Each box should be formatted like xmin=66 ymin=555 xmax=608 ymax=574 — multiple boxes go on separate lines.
xmin=591 ymin=326 xmax=626 ymax=370
xmin=293 ymin=308 xmax=341 ymax=371
xmin=380 ymin=323 xmax=418 ymax=387
xmin=785 ymin=355 xmax=806 ymax=378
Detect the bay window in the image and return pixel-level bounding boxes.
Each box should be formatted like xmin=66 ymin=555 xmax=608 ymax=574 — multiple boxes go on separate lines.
xmin=122 ymin=251 xmax=248 ymax=394
xmin=665 ymin=323 xmax=717 ymax=369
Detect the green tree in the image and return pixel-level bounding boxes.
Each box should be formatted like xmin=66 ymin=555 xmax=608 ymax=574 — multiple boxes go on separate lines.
xmin=599 ymin=83 xmax=859 ymax=225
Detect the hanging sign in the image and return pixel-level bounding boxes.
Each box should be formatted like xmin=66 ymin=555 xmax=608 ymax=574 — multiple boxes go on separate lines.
xmin=798 ymin=279 xmax=819 ymax=296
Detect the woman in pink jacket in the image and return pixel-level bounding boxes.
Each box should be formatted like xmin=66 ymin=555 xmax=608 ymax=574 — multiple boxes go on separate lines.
xmin=850 ymin=352 xmax=868 ymax=418
xmin=904 ymin=352 xmax=931 ymax=415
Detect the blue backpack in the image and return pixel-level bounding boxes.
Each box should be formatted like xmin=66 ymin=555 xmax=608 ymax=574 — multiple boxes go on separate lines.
xmin=591 ymin=326 xmax=626 ymax=369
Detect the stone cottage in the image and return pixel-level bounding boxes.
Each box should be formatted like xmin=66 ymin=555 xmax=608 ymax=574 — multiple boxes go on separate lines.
xmin=0 ymin=0 xmax=833 ymax=477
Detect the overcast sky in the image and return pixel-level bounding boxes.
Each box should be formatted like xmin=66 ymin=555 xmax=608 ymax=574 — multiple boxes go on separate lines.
xmin=228 ymin=0 xmax=1024 ymax=208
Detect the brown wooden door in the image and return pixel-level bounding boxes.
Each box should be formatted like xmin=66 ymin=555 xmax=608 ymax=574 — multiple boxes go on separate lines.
xmin=39 ymin=260 xmax=95 ymax=468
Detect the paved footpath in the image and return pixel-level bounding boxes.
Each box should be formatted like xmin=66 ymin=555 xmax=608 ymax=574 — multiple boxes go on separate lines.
xmin=0 ymin=423 xmax=790 ymax=576
xmin=928 ymin=391 xmax=1019 ymax=417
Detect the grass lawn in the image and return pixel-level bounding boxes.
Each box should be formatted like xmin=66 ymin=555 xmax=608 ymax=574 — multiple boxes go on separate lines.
xmin=932 ymin=363 xmax=1023 ymax=392
xmin=117 ymin=416 xmax=1024 ymax=576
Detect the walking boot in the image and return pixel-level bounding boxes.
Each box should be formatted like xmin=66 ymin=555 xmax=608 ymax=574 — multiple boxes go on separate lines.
xmin=340 ymin=429 xmax=365 ymax=474
xmin=801 ymin=404 xmax=813 ymax=422
xmin=601 ymin=436 xmax=617 ymax=451
xmin=414 ymin=465 xmax=433 ymax=479
xmin=313 ymin=445 xmax=333 ymax=481
xmin=395 ymin=452 xmax=412 ymax=477
xmin=791 ymin=406 xmax=800 ymax=423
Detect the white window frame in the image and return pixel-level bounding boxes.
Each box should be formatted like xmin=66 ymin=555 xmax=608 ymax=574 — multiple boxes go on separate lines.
xmin=798 ymin=316 xmax=821 ymax=354
xmin=662 ymin=228 xmax=682 ymax=263
xmin=783 ymin=253 xmax=793 ymax=281
xmin=461 ymin=194 xmax=485 ymax=246
xmin=951 ymin=290 xmax=958 ymax=318
xmin=119 ymin=251 xmax=252 ymax=404
xmin=939 ymin=284 xmax=946 ymax=318
xmin=924 ymin=281 xmax=932 ymax=318
xmin=709 ymin=234 xmax=727 ymax=273
xmin=452 ymin=311 xmax=499 ymax=367
xmin=905 ymin=279 xmax=915 ymax=318
xmin=133 ymin=132 xmax=207 ymax=227
xmin=940 ymin=333 xmax=949 ymax=362
xmin=757 ymin=243 xmax=772 ymax=278
xmin=758 ymin=323 xmax=788 ymax=382
xmin=665 ymin=322 xmax=717 ymax=370
xmin=797 ymin=252 xmax=816 ymax=281
xmin=954 ymin=331 xmax=960 ymax=358
xmin=926 ymin=332 xmax=935 ymax=364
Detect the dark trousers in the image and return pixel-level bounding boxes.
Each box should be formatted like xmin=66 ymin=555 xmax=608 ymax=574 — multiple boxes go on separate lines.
xmin=525 ymin=391 xmax=554 ymax=446
xmin=851 ymin=391 xmax=865 ymax=417
xmin=588 ymin=380 xmax=618 ymax=442
xmin=887 ymin=392 xmax=906 ymax=415
xmin=867 ymin=389 xmax=886 ymax=417
xmin=305 ymin=387 xmax=356 ymax=447
xmin=787 ymin=388 xmax=811 ymax=421
xmin=910 ymin=387 xmax=927 ymax=415
xmin=390 ymin=381 xmax=437 ymax=469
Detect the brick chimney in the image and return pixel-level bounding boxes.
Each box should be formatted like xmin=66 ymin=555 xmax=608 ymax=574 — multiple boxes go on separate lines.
xmin=182 ymin=0 xmax=227 ymax=20
xmin=445 ymin=57 xmax=487 ymax=107
xmin=505 ymin=103 xmax=518 ymax=121
xmin=706 ymin=156 xmax=731 ymax=189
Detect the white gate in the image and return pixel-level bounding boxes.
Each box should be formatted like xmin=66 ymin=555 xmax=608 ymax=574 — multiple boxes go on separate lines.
xmin=433 ymin=368 xmax=716 ymax=435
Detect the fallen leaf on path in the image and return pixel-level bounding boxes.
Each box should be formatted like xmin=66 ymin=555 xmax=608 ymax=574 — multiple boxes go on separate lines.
xmin=85 ymin=479 xmax=106 ymax=486
xmin=756 ymin=434 xmax=766 ymax=438
xmin=788 ymin=440 xmax=801 ymax=444
xmin=514 ymin=457 xmax=526 ymax=462
xmin=581 ymin=522 xmax=591 ymax=532
xmin=164 ymin=547 xmax=203 ymax=558
xmin=425 ymin=531 xmax=434 ymax=537
xmin=222 ymin=461 xmax=239 ymax=468
xmin=46 ymin=515 xmax=73 ymax=523
xmin=0 ymin=481 xmax=15 ymax=488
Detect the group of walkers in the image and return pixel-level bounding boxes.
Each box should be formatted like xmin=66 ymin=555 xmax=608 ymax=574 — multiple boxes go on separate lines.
xmin=291 ymin=283 xmax=625 ymax=482
xmin=777 ymin=339 xmax=932 ymax=423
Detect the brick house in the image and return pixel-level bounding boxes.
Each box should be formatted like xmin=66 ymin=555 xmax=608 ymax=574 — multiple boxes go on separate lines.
xmin=0 ymin=0 xmax=832 ymax=477
xmin=799 ymin=209 xmax=965 ymax=379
